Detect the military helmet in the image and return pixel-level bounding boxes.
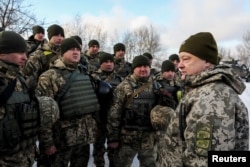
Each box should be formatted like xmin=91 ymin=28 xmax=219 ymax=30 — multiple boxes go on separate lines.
xmin=150 ymin=105 xmax=175 ymax=131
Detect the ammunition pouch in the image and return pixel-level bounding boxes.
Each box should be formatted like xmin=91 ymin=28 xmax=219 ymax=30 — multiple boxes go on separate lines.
xmin=2 ymin=119 xmax=21 ymax=148
xmin=17 ymin=103 xmax=39 ymax=138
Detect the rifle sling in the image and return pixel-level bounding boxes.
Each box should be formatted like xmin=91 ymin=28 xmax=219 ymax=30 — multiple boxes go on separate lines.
xmin=124 ymin=82 xmax=151 ymax=108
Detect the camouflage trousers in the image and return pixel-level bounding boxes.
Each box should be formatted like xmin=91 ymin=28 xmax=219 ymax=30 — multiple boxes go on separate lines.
xmin=50 ymin=143 xmax=90 ymax=167
xmin=93 ymin=127 xmax=107 ymax=167
xmin=0 ymin=146 xmax=35 ymax=167
xmin=93 ymin=125 xmax=116 ymax=167
xmin=155 ymin=134 xmax=183 ymax=167
xmin=114 ymin=142 xmax=157 ymax=167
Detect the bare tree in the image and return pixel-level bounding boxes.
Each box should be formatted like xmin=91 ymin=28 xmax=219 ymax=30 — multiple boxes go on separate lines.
xmin=236 ymin=31 xmax=250 ymax=67
xmin=218 ymin=46 xmax=234 ymax=61
xmin=0 ymin=0 xmax=44 ymax=35
xmin=122 ymin=25 xmax=162 ymax=61
xmin=63 ymin=15 xmax=109 ymax=52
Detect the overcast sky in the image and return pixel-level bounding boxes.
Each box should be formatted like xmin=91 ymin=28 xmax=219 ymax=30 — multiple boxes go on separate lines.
xmin=26 ymin=0 xmax=250 ymax=54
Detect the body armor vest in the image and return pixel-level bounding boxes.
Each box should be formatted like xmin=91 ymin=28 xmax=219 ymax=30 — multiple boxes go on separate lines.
xmin=0 ymin=77 xmax=38 ymax=155
xmin=115 ymin=62 xmax=132 ymax=78
xmin=59 ymin=70 xmax=100 ymax=119
xmin=101 ymin=74 xmax=122 ymax=91
xmin=123 ymin=82 xmax=156 ymax=131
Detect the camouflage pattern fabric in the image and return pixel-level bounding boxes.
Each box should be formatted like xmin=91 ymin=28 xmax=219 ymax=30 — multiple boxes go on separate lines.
xmin=26 ymin=36 xmax=47 ymax=57
xmin=0 ymin=60 xmax=37 ymax=167
xmin=83 ymin=50 xmax=100 ymax=73
xmin=107 ymin=74 xmax=157 ymax=167
xmin=113 ymin=58 xmax=132 ymax=78
xmin=0 ymin=147 xmax=35 ymax=167
xmin=52 ymin=144 xmax=90 ymax=167
xmin=91 ymin=69 xmax=123 ymax=167
xmin=35 ymin=58 xmax=97 ymax=166
xmin=22 ymin=42 xmax=60 ymax=90
xmin=164 ymin=64 xmax=249 ymax=167
xmin=151 ymin=105 xmax=176 ymax=167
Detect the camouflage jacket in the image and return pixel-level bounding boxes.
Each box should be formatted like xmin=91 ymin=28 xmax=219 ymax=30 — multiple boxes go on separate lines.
xmin=83 ymin=50 xmax=100 ymax=72
xmin=26 ymin=35 xmax=47 ymax=57
xmin=0 ymin=60 xmax=23 ymax=119
xmin=22 ymin=42 xmax=60 ymax=90
xmin=91 ymin=69 xmax=123 ymax=84
xmin=35 ymin=59 xmax=97 ymax=149
xmin=114 ymin=58 xmax=132 ymax=78
xmin=165 ymin=64 xmax=249 ymax=167
xmin=107 ymin=74 xmax=157 ymax=148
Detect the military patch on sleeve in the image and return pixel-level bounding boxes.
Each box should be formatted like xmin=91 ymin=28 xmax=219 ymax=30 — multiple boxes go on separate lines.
xmin=195 ymin=125 xmax=212 ymax=156
xmin=43 ymin=51 xmax=53 ymax=56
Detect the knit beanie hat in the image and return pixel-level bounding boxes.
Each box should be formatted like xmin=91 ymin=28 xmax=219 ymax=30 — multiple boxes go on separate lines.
xmin=132 ymin=55 xmax=150 ymax=70
xmin=71 ymin=35 xmax=82 ymax=45
xmin=143 ymin=52 xmax=153 ymax=60
xmin=61 ymin=38 xmax=81 ymax=55
xmin=179 ymin=32 xmax=218 ymax=65
xmin=88 ymin=39 xmax=99 ymax=47
xmin=47 ymin=24 xmax=64 ymax=40
xmin=32 ymin=25 xmax=45 ymax=35
xmin=113 ymin=43 xmax=126 ymax=53
xmin=169 ymin=54 xmax=179 ymax=62
xmin=0 ymin=31 xmax=27 ymax=54
xmin=99 ymin=52 xmax=114 ymax=64
xmin=161 ymin=60 xmax=175 ymax=72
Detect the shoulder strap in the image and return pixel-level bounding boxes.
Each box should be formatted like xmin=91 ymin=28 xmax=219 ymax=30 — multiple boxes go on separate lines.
xmin=55 ymin=70 xmax=78 ymax=102
xmin=0 ymin=78 xmax=17 ymax=105
xmin=124 ymin=82 xmax=151 ymax=108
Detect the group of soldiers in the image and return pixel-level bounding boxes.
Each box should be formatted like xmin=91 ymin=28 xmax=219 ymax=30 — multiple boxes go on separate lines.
xmin=0 ymin=24 xmax=248 ymax=167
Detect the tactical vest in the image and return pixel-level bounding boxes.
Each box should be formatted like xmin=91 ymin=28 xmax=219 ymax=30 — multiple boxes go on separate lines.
xmin=115 ymin=62 xmax=132 ymax=78
xmin=123 ymin=82 xmax=156 ymax=131
xmin=101 ymin=74 xmax=122 ymax=91
xmin=58 ymin=70 xmax=100 ymax=119
xmin=0 ymin=78 xmax=38 ymax=155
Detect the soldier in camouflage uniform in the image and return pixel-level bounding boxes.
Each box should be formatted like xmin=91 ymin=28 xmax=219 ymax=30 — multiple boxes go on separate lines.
xmin=143 ymin=52 xmax=159 ymax=77
xmin=113 ymin=43 xmax=132 ymax=78
xmin=169 ymin=54 xmax=182 ymax=87
xmin=26 ymin=25 xmax=47 ymax=57
xmin=107 ymin=55 xmax=158 ymax=167
xmin=83 ymin=39 xmax=101 ymax=73
xmin=91 ymin=52 xmax=123 ymax=167
xmin=22 ymin=24 xmax=64 ymax=90
xmin=151 ymin=60 xmax=179 ymax=167
xmin=164 ymin=32 xmax=249 ymax=167
xmin=35 ymin=38 xmax=100 ymax=167
xmin=0 ymin=31 xmax=56 ymax=167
